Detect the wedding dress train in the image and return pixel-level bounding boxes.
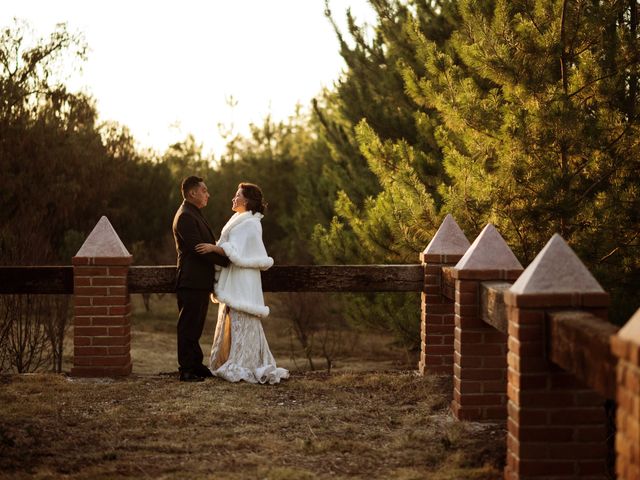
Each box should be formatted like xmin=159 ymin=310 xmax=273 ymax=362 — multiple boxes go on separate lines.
xmin=209 ymin=304 xmax=289 ymax=384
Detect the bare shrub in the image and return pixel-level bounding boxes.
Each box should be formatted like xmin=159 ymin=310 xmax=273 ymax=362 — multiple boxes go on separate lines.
xmin=278 ymin=292 xmax=354 ymax=372
xmin=0 ymin=294 xmax=51 ymax=373
xmin=44 ymin=295 xmax=71 ymax=373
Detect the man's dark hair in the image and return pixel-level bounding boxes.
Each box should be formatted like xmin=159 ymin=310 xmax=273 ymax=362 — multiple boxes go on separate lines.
xmin=181 ymin=176 xmax=203 ymax=199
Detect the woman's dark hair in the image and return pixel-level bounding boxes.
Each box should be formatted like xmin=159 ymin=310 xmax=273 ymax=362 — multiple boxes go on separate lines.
xmin=181 ymin=176 xmax=203 ymax=199
xmin=239 ymin=182 xmax=266 ymax=214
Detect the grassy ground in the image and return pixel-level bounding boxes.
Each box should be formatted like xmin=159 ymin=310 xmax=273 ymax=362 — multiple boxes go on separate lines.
xmin=0 ymin=294 xmax=506 ymax=479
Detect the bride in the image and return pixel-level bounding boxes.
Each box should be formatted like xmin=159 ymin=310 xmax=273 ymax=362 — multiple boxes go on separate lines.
xmin=195 ymin=182 xmax=289 ymax=384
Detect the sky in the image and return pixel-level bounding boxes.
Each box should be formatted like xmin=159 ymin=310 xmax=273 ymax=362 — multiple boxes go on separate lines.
xmin=2 ymin=0 xmax=376 ymax=156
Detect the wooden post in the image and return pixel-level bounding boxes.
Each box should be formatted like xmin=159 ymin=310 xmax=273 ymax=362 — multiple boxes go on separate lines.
xmin=419 ymin=214 xmax=470 ymax=375
xmin=71 ymin=217 xmax=133 ymax=377
xmin=504 ymin=234 xmax=610 ymax=479
xmin=611 ymin=308 xmax=640 ymax=480
xmin=450 ymin=224 xmax=523 ymax=421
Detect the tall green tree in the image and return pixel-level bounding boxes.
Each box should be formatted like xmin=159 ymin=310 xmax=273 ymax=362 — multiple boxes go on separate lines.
xmin=400 ymin=0 xmax=640 ymax=321
xmin=311 ymin=0 xmax=463 ymax=348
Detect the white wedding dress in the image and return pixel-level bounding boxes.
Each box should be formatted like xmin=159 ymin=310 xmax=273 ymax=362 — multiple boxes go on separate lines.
xmin=209 ymin=304 xmax=289 ymax=384
xmin=207 ymin=211 xmax=289 ymax=384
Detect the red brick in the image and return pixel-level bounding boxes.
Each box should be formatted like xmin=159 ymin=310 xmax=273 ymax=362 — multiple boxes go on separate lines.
xmin=578 ymin=460 xmax=607 ymax=476
xmin=455 ymin=329 xmax=483 ymax=342
xmin=458 ymin=342 xmax=506 ymax=356
xmin=107 ymin=345 xmax=130 ymax=355
xmin=74 ymin=296 xmax=92 ymax=306
xmin=74 ymin=286 xmax=109 ymax=296
xmin=547 ymin=442 xmax=606 ymax=460
xmin=74 ymin=326 xmax=109 ymax=336
xmin=74 ymin=306 xmax=109 ymax=316
xmin=73 ymin=277 xmax=91 ymax=287
xmin=519 ymin=391 xmax=576 ymax=407
xmin=426 ymin=304 xmax=454 ymax=314
xmin=516 ymin=442 xmax=550 ymax=460
xmin=92 ymin=256 xmax=132 ymax=266
xmin=426 ymin=324 xmax=454 ymax=334
xmin=508 ymin=336 xmax=544 ymax=358
xmin=73 ymin=336 xmax=91 ymax=346
xmin=508 ymin=323 xmax=544 ymax=341
xmin=457 ymin=281 xmax=479 ymax=293
xmin=455 ymin=291 xmax=478 ymax=304
xmin=91 ymin=316 xmax=129 ymax=326
xmin=518 ymin=459 xmax=575 ymax=475
xmin=453 ymin=405 xmax=483 ymax=420
xmin=457 ymin=304 xmax=479 ymax=316
xmin=484 ymin=356 xmax=509 ymax=368
xmin=92 ymin=276 xmax=127 ymax=286
xmin=482 ymin=380 xmax=507 ymax=393
xmin=575 ymin=425 xmax=608 ymax=442
xmin=108 ymin=326 xmax=131 ymax=336
xmin=457 ymin=316 xmax=485 ymax=328
xmin=454 ymin=352 xmax=484 ymax=367
xmin=483 ymin=330 xmax=507 ymax=343
xmin=74 ymin=266 xmax=109 ymax=276
xmin=549 ymin=408 xmax=606 ymax=425
xmin=457 ymin=393 xmax=504 ymax=406
xmin=422 ymin=285 xmax=441 ymax=295
xmin=518 ymin=426 xmax=575 ymax=442
xmin=73 ymin=317 xmax=91 ymax=326
xmin=455 ymin=365 xmax=505 ymax=381
xmin=74 ymin=346 xmax=109 ymax=356
xmin=108 ymin=305 xmax=131 ymax=315
xmin=92 ymin=296 xmax=128 ymax=306
xmin=72 ymin=257 xmax=90 ymax=265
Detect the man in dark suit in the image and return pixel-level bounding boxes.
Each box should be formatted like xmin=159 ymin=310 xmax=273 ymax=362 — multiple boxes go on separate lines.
xmin=172 ymin=176 xmax=230 ymax=382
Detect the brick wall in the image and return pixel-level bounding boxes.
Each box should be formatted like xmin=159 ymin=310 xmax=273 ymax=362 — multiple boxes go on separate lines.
xmin=70 ymin=217 xmax=133 ymax=377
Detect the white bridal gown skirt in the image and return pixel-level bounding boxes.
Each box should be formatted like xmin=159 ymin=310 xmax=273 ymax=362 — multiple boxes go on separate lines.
xmin=209 ymin=304 xmax=289 ymax=384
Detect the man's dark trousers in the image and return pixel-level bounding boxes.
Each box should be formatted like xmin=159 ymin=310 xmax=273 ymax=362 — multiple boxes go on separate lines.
xmin=176 ymin=288 xmax=211 ymax=373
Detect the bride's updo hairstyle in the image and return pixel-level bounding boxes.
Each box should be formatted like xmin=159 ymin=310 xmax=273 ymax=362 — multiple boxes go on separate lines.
xmin=239 ymin=182 xmax=267 ymax=214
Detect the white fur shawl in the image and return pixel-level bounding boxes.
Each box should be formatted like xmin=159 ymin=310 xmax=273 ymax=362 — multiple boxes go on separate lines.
xmin=212 ymin=211 xmax=274 ymax=317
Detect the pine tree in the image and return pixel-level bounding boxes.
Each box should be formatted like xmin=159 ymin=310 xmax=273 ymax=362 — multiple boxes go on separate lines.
xmin=401 ymin=0 xmax=640 ymax=321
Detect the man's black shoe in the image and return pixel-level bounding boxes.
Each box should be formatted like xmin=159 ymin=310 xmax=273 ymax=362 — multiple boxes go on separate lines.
xmin=194 ymin=365 xmax=214 ymax=378
xmin=179 ymin=371 xmax=205 ymax=382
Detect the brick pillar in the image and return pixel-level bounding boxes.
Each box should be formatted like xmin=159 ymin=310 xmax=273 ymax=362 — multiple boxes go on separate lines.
xmin=611 ymin=308 xmax=640 ymax=480
xmin=71 ymin=216 xmax=133 ymax=377
xmin=504 ymin=234 xmax=610 ymax=479
xmin=450 ymin=224 xmax=523 ymax=421
xmin=419 ymin=214 xmax=470 ymax=375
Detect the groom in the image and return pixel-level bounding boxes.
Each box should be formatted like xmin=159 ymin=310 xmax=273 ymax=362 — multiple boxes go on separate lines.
xmin=172 ymin=176 xmax=229 ymax=382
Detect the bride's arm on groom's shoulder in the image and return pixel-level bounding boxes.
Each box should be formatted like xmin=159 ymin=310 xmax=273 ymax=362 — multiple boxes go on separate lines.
xmin=195 ymin=243 xmax=225 ymax=256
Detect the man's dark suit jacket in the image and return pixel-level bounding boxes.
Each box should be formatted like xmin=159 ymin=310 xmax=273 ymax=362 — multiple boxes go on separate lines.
xmin=172 ymin=201 xmax=230 ymax=291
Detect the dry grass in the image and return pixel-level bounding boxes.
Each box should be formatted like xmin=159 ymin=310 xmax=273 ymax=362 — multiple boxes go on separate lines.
xmin=0 ymin=294 xmax=505 ymax=479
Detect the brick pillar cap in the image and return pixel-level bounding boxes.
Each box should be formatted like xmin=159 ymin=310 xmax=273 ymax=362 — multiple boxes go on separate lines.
xmin=454 ymin=223 xmax=522 ymax=272
xmin=74 ymin=216 xmax=131 ymax=258
xmin=619 ymin=308 xmax=640 ymax=345
xmin=422 ymin=214 xmax=470 ymax=260
xmin=510 ymin=234 xmax=603 ymax=295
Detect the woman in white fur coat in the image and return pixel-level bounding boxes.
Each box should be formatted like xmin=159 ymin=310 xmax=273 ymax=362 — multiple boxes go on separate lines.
xmin=195 ymin=183 xmax=289 ymax=384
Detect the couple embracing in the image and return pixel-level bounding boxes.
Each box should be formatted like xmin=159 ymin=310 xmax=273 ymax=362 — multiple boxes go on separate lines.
xmin=172 ymin=176 xmax=289 ymax=384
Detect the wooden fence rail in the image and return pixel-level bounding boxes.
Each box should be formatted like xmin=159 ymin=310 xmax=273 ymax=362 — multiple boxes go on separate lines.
xmin=0 ymin=264 xmax=424 ymax=294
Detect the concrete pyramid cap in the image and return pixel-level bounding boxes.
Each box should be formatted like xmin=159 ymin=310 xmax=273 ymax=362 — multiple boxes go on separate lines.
xmin=455 ymin=224 xmax=522 ymax=271
xmin=75 ymin=216 xmax=131 ymax=258
xmin=510 ymin=234 xmax=603 ymax=295
xmin=423 ymin=214 xmax=471 ymax=256
xmin=618 ymin=308 xmax=640 ymax=345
